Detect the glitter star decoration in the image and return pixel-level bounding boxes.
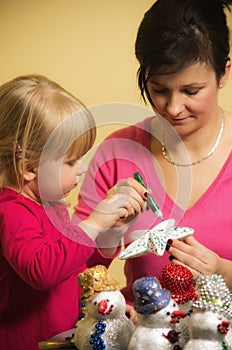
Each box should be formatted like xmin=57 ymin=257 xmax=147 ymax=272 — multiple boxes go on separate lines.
xmin=119 ymin=219 xmax=194 ymax=260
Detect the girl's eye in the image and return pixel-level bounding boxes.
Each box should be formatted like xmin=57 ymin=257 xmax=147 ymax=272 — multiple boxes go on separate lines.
xmin=67 ymin=160 xmax=77 ymax=166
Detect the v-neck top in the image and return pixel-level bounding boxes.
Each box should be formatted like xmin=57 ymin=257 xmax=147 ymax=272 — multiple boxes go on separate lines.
xmin=75 ymin=116 xmax=232 ymax=303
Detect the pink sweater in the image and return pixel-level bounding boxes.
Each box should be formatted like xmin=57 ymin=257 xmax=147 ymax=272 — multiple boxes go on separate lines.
xmin=75 ymin=117 xmax=232 ymax=303
xmin=0 ymin=188 xmax=97 ymax=350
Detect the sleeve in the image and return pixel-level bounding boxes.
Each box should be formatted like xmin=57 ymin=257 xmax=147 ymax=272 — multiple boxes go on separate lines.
xmin=1 ymin=202 xmax=95 ymax=290
xmin=73 ymin=139 xmax=121 ymax=267
xmin=73 ymin=132 xmax=148 ymax=268
xmin=74 ymin=140 xmax=118 ymax=222
xmin=73 ymin=123 xmax=150 ymax=223
xmin=74 ymin=124 xmax=146 ymax=220
xmin=86 ymin=245 xmax=121 ymax=269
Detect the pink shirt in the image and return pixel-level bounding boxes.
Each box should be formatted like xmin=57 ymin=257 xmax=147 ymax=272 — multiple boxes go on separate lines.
xmin=75 ymin=117 xmax=232 ymax=303
xmin=0 ymin=188 xmax=96 ymax=350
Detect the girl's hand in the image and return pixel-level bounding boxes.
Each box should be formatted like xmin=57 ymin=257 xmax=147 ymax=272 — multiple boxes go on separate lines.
xmin=166 ymin=236 xmax=222 ymax=280
xmin=86 ymin=178 xmax=147 ymax=229
xmin=80 ymin=178 xmax=147 ymax=241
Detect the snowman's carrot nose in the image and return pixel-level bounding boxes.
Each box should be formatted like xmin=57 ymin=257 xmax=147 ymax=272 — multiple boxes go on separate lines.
xmin=170 ymin=310 xmax=187 ymax=323
xmin=98 ymin=300 xmax=114 ymax=315
xmin=98 ymin=300 xmax=108 ymax=314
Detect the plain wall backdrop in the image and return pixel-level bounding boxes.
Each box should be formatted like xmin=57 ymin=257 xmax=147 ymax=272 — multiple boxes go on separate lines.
xmin=1 ymin=0 xmax=232 ymax=285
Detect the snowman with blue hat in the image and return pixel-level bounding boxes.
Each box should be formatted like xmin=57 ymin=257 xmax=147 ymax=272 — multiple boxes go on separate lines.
xmin=128 ymin=276 xmax=189 ymax=350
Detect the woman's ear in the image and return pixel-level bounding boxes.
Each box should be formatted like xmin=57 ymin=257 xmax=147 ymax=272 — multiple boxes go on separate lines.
xmin=17 ymin=160 xmax=37 ymax=182
xmin=219 ymin=59 xmax=231 ymax=88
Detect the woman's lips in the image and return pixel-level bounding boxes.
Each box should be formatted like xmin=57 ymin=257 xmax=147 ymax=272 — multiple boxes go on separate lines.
xmin=170 ymin=116 xmax=191 ymax=124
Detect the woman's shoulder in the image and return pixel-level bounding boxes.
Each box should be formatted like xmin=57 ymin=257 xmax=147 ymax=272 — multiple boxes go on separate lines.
xmin=105 ymin=116 xmax=154 ymax=142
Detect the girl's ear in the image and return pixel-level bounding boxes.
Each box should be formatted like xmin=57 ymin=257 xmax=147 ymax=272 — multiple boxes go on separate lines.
xmin=219 ymin=59 xmax=231 ymax=88
xmin=17 ymin=160 xmax=37 ymax=182
xmin=23 ymin=170 xmax=36 ymax=182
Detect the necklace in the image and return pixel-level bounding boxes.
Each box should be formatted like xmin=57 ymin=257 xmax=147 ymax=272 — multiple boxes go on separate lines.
xmin=161 ymin=109 xmax=225 ymax=167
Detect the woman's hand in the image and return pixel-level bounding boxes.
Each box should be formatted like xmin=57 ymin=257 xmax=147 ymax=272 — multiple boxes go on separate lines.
xmin=167 ymin=236 xmax=232 ymax=289
xmin=166 ymin=236 xmax=221 ymax=279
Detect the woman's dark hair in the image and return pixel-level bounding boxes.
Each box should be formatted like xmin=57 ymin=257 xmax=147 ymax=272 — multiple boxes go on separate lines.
xmin=135 ymin=0 xmax=232 ymax=104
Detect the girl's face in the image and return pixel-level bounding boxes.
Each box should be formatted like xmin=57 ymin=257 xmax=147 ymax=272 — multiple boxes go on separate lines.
xmin=36 ymin=154 xmax=86 ymax=201
xmin=147 ymin=62 xmax=220 ymax=137
xmin=61 ymin=154 xmax=86 ymax=197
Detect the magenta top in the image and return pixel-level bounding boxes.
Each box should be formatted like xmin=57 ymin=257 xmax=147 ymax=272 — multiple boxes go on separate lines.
xmin=75 ymin=116 xmax=232 ymax=303
xmin=0 ymin=188 xmax=98 ymax=350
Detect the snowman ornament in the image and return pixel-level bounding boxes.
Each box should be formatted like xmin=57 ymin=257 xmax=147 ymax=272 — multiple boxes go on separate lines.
xmin=128 ymin=276 xmax=188 ymax=350
xmin=159 ymin=263 xmax=198 ymax=314
xmin=184 ymin=274 xmax=232 ymax=350
xmin=74 ymin=265 xmax=135 ymax=350
xmin=159 ymin=263 xmax=200 ymax=345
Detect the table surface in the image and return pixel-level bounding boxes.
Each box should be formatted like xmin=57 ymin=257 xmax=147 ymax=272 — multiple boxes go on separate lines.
xmin=38 ymin=328 xmax=77 ymax=350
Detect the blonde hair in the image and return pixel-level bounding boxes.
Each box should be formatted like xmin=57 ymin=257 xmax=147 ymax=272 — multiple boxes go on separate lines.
xmin=0 ymin=74 xmax=96 ymax=189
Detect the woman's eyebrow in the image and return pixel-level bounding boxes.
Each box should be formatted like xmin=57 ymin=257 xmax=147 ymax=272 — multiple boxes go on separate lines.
xmin=149 ymin=80 xmax=206 ymax=87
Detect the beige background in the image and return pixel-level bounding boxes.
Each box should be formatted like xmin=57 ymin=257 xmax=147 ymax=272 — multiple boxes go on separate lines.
xmin=1 ymin=0 xmax=232 ymax=286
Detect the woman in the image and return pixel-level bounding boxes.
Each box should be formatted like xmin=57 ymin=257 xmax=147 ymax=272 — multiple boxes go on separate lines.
xmin=75 ymin=0 xmax=232 ymax=304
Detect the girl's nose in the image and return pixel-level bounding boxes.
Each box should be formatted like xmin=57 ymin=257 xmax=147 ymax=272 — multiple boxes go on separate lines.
xmin=76 ymin=159 xmax=88 ymax=176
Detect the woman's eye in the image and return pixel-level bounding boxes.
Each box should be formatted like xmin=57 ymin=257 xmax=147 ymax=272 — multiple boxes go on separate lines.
xmin=151 ymin=88 xmax=166 ymax=94
xmin=184 ymin=89 xmax=198 ymax=95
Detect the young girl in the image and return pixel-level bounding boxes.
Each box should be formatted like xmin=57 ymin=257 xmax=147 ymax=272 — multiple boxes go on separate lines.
xmin=0 ymin=75 xmax=146 ymax=350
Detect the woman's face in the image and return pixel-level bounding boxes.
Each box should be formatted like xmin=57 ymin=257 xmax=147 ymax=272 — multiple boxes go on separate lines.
xmin=147 ymin=62 xmax=220 ymax=136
